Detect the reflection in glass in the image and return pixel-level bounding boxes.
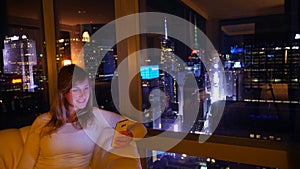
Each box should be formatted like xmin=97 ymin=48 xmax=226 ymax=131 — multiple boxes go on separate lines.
xmin=146 ymin=150 xmax=276 ymax=169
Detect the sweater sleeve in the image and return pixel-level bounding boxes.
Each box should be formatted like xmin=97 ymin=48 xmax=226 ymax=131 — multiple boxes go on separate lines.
xmin=93 ymin=108 xmax=147 ymax=139
xmin=16 ymin=113 xmax=50 ymax=169
xmin=91 ymin=108 xmax=147 ymax=165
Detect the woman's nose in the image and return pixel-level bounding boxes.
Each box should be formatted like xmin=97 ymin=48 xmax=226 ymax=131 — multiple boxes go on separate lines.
xmin=78 ymin=89 xmax=86 ymax=98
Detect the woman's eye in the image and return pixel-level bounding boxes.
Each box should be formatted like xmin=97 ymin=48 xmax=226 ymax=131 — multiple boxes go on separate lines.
xmin=84 ymin=86 xmax=90 ymax=90
xmin=71 ymin=89 xmax=79 ymax=92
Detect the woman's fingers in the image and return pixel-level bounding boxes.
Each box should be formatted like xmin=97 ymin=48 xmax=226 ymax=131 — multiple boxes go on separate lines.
xmin=113 ymin=131 xmax=133 ymax=148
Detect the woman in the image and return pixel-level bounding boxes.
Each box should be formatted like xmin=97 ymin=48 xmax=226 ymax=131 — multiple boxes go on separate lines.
xmin=17 ymin=64 xmax=147 ymax=169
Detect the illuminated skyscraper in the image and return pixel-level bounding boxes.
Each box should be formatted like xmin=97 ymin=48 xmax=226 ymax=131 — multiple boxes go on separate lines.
xmin=2 ymin=35 xmax=37 ymax=92
xmin=83 ymin=40 xmax=115 ymax=81
xmin=160 ymin=17 xmax=177 ymax=105
xmin=57 ymin=31 xmax=71 ymax=67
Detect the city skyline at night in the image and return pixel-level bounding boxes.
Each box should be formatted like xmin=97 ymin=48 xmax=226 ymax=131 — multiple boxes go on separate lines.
xmin=0 ymin=0 xmax=299 ymax=168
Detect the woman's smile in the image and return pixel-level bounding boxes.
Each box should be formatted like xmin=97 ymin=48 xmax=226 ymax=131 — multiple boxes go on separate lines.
xmin=66 ymin=78 xmax=91 ymax=110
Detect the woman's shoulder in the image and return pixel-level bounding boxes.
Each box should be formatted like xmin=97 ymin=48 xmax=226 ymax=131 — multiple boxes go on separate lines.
xmin=85 ymin=107 xmax=107 ymax=131
xmin=91 ymin=107 xmax=121 ymax=118
xmin=90 ymin=107 xmax=121 ymax=125
xmin=90 ymin=107 xmax=106 ymax=120
xmin=91 ymin=107 xmax=112 ymax=116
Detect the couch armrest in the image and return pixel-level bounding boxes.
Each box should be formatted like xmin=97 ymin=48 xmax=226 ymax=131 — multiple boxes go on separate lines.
xmin=0 ymin=128 xmax=24 ymax=169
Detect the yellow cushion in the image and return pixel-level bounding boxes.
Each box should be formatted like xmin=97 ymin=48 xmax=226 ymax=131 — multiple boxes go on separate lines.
xmin=0 ymin=128 xmax=24 ymax=169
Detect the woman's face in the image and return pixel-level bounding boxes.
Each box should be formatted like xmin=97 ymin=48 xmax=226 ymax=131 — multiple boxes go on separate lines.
xmin=65 ymin=78 xmax=90 ymax=111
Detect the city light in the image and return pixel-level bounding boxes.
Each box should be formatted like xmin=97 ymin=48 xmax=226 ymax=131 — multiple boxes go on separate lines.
xmin=82 ymin=31 xmax=90 ymax=42
xmin=63 ymin=59 xmax=72 ymax=66
xmin=10 ymin=35 xmax=19 ymax=41
xmin=173 ymin=124 xmax=179 ymax=132
xmin=12 ymin=78 xmax=22 ymax=84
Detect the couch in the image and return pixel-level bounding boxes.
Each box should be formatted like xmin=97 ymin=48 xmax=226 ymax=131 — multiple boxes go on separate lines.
xmin=0 ymin=126 xmax=29 ymax=169
xmin=0 ymin=126 xmax=142 ymax=169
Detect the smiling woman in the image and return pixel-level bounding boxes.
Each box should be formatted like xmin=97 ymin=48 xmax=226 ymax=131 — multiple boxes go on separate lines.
xmin=16 ymin=64 xmax=147 ymax=169
xmin=49 ymin=64 xmax=93 ymax=128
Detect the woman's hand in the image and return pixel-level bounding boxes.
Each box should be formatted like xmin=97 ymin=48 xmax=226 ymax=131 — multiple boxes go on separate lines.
xmin=113 ymin=131 xmax=133 ymax=148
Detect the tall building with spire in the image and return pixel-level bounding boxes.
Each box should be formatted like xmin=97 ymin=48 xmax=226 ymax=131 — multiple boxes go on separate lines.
xmin=160 ymin=17 xmax=177 ymax=105
xmin=2 ymin=35 xmax=37 ymax=92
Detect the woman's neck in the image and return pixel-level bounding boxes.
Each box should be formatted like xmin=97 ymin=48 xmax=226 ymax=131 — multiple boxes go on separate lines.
xmin=67 ymin=110 xmax=76 ymax=123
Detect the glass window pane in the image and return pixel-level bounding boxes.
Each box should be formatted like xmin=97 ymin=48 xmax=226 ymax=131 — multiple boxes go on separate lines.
xmin=0 ymin=0 xmax=49 ymax=129
xmin=140 ymin=1 xmax=210 ymax=134
xmin=140 ymin=0 xmax=300 ymax=140
xmin=147 ymin=150 xmax=276 ymax=169
xmin=54 ymin=0 xmax=117 ymax=111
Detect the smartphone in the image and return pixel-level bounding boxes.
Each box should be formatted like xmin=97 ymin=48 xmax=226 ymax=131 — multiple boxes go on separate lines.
xmin=111 ymin=119 xmax=129 ymax=147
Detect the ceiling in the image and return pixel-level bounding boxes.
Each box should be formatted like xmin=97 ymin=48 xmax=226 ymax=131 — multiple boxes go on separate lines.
xmin=181 ymin=0 xmax=285 ymax=20
xmin=6 ymin=0 xmax=286 ymax=35
xmin=55 ymin=0 xmax=115 ymax=26
xmin=182 ymin=0 xmax=285 ymax=35
xmin=6 ymin=0 xmax=115 ymax=26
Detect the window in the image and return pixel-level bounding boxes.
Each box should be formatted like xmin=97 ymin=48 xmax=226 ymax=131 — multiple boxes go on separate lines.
xmin=1 ymin=0 xmax=299 ymax=168
xmin=0 ymin=0 xmax=49 ymax=129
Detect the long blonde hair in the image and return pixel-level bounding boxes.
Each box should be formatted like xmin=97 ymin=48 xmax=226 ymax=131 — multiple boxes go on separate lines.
xmin=44 ymin=64 xmax=94 ymax=135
